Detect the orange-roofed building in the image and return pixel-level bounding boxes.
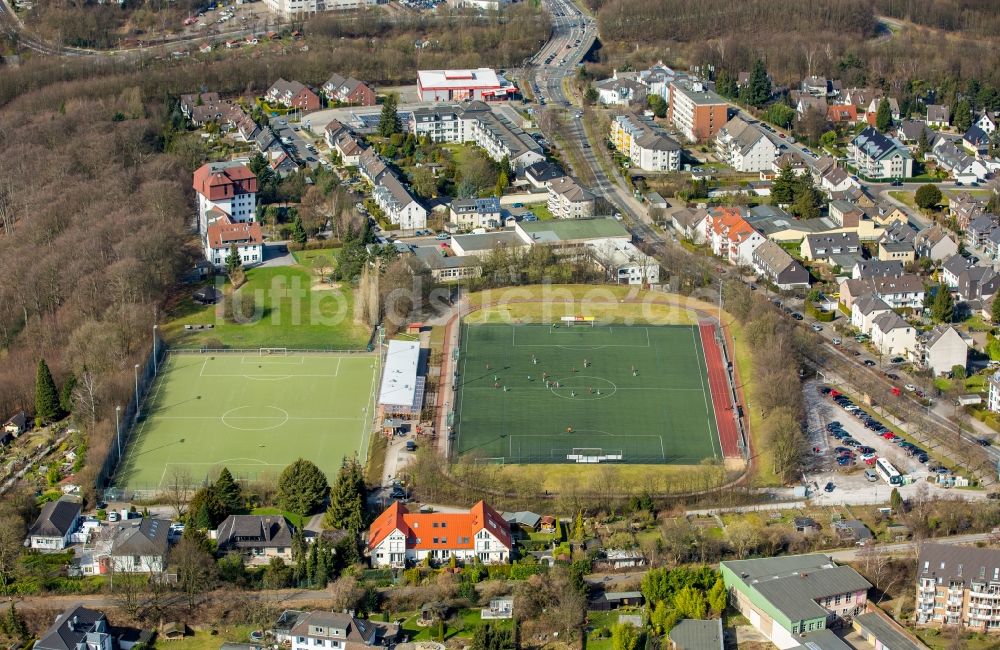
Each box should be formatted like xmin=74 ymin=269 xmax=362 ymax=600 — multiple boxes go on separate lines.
xmin=827 ymin=104 xmax=858 ymax=124
xmin=203 ymin=211 xmax=264 ymax=268
xmin=193 ymin=162 xmax=258 ymax=234
xmin=367 ymin=500 xmax=511 ymax=568
xmin=706 ymin=207 xmax=765 ymax=267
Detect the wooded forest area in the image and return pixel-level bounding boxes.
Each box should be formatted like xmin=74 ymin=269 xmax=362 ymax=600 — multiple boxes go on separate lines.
xmin=588 ymin=0 xmax=1000 ymax=92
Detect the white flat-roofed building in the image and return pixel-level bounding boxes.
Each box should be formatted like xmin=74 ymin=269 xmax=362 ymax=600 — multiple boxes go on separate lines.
xmin=379 ymin=340 xmax=424 ymax=416
xmin=416 ymin=69 xmax=517 ymax=102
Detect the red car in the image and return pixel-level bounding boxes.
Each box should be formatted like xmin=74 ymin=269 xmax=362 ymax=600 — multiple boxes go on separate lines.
xmin=882 ymin=432 xmax=897 ymax=440
xmin=865 ymin=457 xmax=877 ymax=465
xmin=829 ymin=389 xmax=841 ymax=398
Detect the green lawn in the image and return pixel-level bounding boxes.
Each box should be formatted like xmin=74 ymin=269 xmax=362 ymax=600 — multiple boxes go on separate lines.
xmin=115 ymin=351 xmax=378 ymax=491
xmin=292 ymin=247 xmax=341 ymax=266
xmin=398 ymin=609 xmax=506 ymax=641
xmin=887 ymin=191 xmax=916 ymax=208
xmin=250 ymin=507 xmax=304 ymax=529
xmin=153 ymin=626 xmax=256 ymax=650
xmin=163 ymin=266 xmax=370 ymax=350
xmin=453 ymin=324 xmax=722 ymax=464
xmin=527 ymin=203 xmax=556 ymax=221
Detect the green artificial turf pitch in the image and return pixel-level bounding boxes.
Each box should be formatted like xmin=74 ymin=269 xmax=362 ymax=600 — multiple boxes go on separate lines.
xmin=452 ymin=324 xmax=722 ymax=464
xmin=115 ymin=352 xmax=378 ymax=491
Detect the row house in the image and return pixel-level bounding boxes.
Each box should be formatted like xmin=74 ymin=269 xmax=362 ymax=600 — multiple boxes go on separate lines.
xmin=372 ymin=174 xmax=427 ymax=231
xmin=839 ymin=274 xmax=925 ymax=310
xmin=917 ymin=325 xmax=967 ymax=376
xmin=942 ymin=255 xmax=977 ymax=288
xmin=751 ymin=240 xmax=809 ymax=290
xmin=957 ymin=266 xmax=1000 ymax=303
xmin=872 ymin=274 xmax=926 ymax=309
xmin=966 ymin=214 xmax=1000 ymax=250
xmin=180 ymin=91 xmax=245 ymax=127
xmin=801 ymin=232 xmax=861 ymax=262
xmin=850 ymin=294 xmax=892 ymax=335
xmin=322 ymin=73 xmax=376 ymax=106
xmin=706 ymin=208 xmax=765 ymax=267
xmin=951 ymin=193 xmax=987 ymax=230
xmin=265 ymin=78 xmax=321 ymax=111
xmin=930 ymin=139 xmax=989 ymax=183
xmin=870 ymin=311 xmax=917 ymax=358
xmin=669 ymin=207 xmax=709 ymax=244
xmin=714 ymin=116 xmax=779 ymax=173
xmin=853 ymin=259 xmax=903 ymax=281
xmin=914 ymin=225 xmax=959 ymax=262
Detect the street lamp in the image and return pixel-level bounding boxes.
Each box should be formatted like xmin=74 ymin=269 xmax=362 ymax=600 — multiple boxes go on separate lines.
xmin=134 ymin=364 xmax=140 ymax=417
xmin=115 ymin=406 xmax=122 ymax=460
xmin=152 ymin=324 xmax=159 ymax=375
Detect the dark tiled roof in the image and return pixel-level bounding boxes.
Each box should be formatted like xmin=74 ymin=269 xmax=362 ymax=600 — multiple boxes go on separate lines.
xmin=35 ymin=606 xmax=109 ymax=650
xmin=30 ymin=498 xmax=81 ymax=538
xmin=217 ymin=515 xmax=295 ymax=550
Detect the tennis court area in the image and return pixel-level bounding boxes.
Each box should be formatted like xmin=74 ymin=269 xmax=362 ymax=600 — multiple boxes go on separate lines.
xmin=114 ymin=351 xmax=378 ymax=492
xmin=452 ymin=323 xmax=724 ymax=464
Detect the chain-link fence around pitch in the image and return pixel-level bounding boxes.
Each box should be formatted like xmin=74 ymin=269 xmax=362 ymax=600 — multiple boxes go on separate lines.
xmin=451 ymin=323 xmax=723 ymax=464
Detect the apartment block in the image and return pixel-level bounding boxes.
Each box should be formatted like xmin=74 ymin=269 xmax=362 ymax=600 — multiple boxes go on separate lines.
xmin=916 ymin=543 xmax=1000 ymax=632
xmin=668 ymin=80 xmax=728 ymax=142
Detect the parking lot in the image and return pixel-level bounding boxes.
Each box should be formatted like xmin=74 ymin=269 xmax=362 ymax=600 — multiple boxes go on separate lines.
xmin=269 ymin=117 xmax=321 ymax=169
xmin=802 ymin=380 xmax=982 ymax=505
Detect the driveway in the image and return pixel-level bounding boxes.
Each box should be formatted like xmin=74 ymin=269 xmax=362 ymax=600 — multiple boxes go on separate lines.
xmin=260 ymin=242 xmax=296 ymax=267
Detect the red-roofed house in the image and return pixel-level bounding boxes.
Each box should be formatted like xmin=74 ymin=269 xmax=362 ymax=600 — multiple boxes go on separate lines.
xmin=367 ymin=500 xmax=511 ymax=568
xmin=706 ymin=208 xmax=765 ymax=267
xmin=192 ymin=162 xmax=258 ymax=234
xmin=203 ymin=212 xmax=264 ymax=268
xmin=827 ymin=104 xmax=858 ymax=124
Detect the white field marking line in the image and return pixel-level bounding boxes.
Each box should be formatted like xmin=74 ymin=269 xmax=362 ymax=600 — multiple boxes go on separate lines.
xmin=159 ymin=458 xmax=285 ymax=487
xmin=693 ymin=327 xmax=722 ymax=461
xmin=463 ymin=386 xmax=705 ymax=391
xmin=357 ymin=354 xmax=376 ymax=466
xmin=456 ymin=329 xmax=471 ymax=453
xmin=156 ymin=415 xmax=365 ymax=420
xmin=122 ymin=354 xmax=172 ymax=478
xmin=199 ymin=372 xmax=340 ymax=378
xmin=241 ymin=355 xmax=306 ymax=365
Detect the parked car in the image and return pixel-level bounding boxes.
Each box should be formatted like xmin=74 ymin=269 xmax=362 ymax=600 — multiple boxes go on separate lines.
xmin=824 ymin=482 xmax=835 ymax=492
xmin=811 ymin=324 xmax=823 ymax=332
xmin=863 ymin=359 xmax=876 ymax=367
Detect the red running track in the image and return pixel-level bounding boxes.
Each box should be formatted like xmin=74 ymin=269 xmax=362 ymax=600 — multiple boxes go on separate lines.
xmin=698 ymin=321 xmax=741 ymax=458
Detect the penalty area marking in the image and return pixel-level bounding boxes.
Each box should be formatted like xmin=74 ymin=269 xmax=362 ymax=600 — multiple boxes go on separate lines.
xmin=159 ymin=458 xmax=285 ymax=488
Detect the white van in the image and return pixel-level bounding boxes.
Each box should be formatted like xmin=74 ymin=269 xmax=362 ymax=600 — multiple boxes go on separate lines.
xmin=865 ymin=469 xmax=878 ymax=482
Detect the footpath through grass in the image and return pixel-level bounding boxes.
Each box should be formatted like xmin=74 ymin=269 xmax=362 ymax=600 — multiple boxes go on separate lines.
xmin=163 ymin=266 xmax=370 ymax=350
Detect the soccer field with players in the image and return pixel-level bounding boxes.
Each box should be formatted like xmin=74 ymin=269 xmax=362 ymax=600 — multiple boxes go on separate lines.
xmin=452 ymin=323 xmax=724 ymax=464
xmin=114 ymin=352 xmax=378 ymax=492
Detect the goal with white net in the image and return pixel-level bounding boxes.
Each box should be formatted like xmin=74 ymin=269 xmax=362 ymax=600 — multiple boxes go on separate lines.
xmin=566 ymin=448 xmax=623 ymax=463
xmin=259 ymin=348 xmax=289 ymax=356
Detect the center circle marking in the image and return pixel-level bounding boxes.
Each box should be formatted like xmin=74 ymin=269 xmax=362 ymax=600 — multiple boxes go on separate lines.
xmin=221 ymin=405 xmax=290 ymax=431
xmin=548 ymin=375 xmax=617 ymax=400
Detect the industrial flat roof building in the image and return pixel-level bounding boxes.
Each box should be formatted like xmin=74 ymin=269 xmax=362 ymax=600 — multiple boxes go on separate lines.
xmin=379 ymin=340 xmax=425 ymax=415
xmin=417 ymin=69 xmax=517 ymax=102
